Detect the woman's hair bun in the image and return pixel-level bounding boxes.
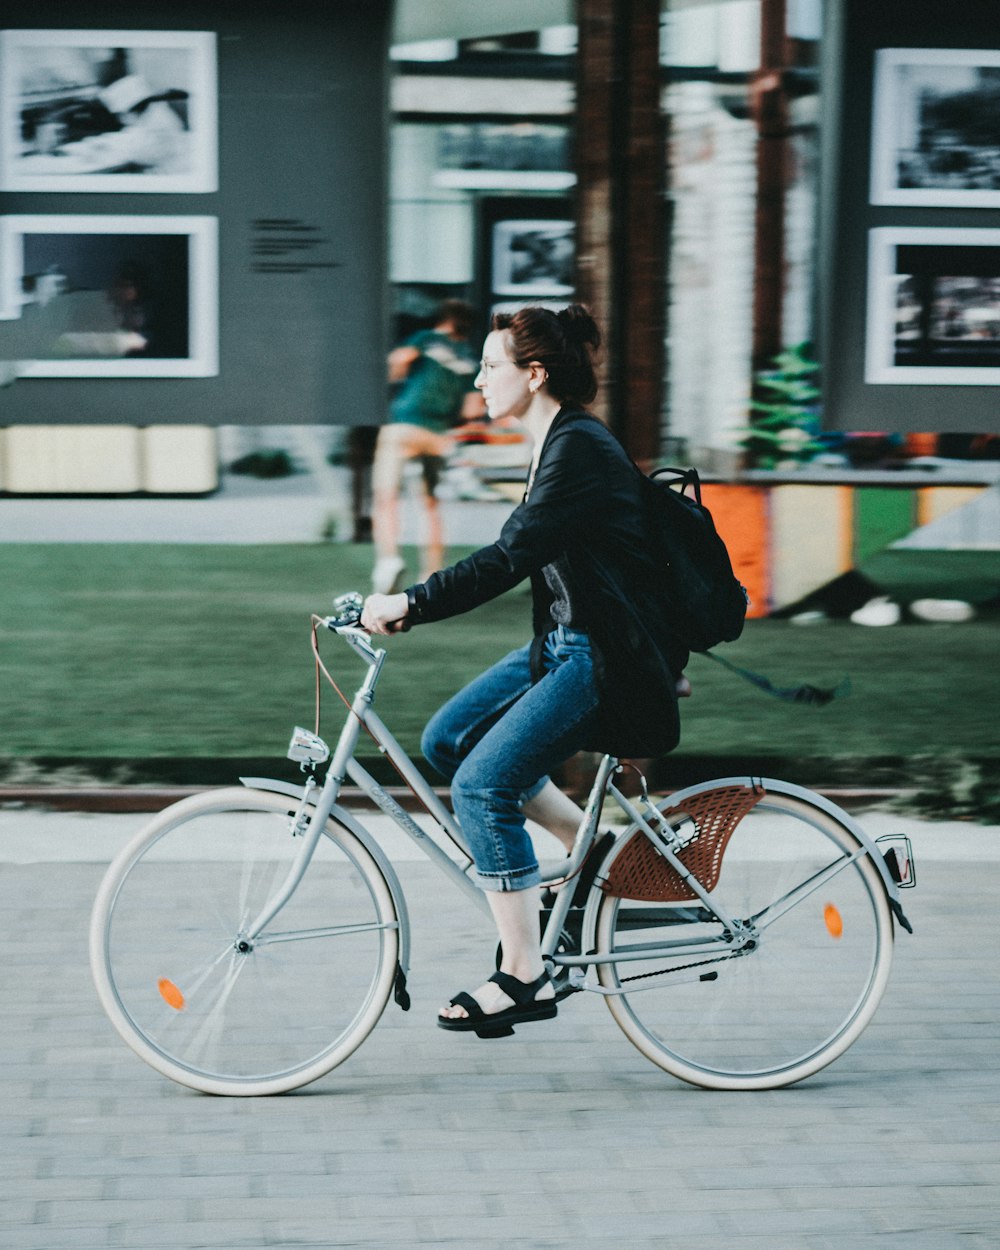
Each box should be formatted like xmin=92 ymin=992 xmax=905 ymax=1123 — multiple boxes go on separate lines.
xmin=490 ymin=302 xmax=601 ymax=404
xmin=556 ymin=303 xmax=601 ymax=350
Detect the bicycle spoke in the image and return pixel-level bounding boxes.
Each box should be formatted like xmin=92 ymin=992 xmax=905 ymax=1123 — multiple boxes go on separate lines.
xmin=749 ymin=845 xmax=868 ymax=932
xmin=255 ymin=919 xmax=400 ymax=946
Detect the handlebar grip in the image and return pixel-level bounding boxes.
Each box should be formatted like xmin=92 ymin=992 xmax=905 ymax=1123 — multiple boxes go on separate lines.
xmin=327 ymin=591 xmax=411 ymax=635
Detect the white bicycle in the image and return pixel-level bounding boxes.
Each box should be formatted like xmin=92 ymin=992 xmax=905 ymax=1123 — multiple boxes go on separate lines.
xmin=90 ymin=593 xmax=915 ymax=1096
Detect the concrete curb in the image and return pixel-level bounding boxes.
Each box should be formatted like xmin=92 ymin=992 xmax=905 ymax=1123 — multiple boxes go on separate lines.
xmin=0 ymin=783 xmax=909 ymax=813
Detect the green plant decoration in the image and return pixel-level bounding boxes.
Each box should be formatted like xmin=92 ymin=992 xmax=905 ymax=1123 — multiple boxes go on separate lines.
xmin=737 ymin=343 xmax=824 ymax=469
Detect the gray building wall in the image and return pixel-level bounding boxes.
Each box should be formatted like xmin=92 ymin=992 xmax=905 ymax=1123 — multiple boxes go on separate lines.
xmin=820 ymin=0 xmax=1000 ymax=433
xmin=0 ymin=0 xmax=390 ymax=426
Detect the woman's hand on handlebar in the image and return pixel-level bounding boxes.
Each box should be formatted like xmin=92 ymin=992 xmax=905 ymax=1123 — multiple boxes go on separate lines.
xmin=361 ymin=592 xmax=410 ymax=636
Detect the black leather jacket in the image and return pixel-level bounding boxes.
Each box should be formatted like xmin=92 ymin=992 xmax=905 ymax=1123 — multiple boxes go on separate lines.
xmin=406 ymin=407 xmax=688 ymax=758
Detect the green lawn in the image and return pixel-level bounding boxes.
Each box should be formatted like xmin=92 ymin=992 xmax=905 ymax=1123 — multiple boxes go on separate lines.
xmin=1 ymin=544 xmax=998 ymax=814
xmin=859 ymin=548 xmax=1000 ymax=606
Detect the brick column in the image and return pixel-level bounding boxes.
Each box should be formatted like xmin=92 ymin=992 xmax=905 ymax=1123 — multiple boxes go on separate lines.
xmin=575 ymin=0 xmax=665 ymax=465
xmin=750 ymin=0 xmax=790 ymax=374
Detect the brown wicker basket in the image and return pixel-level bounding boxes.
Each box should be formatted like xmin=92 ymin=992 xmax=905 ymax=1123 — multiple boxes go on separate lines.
xmin=601 ymin=784 xmax=764 ymax=902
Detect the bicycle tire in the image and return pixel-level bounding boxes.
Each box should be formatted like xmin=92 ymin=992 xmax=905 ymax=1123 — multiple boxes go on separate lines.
xmin=593 ymin=787 xmax=895 ymax=1090
xmin=90 ymin=788 xmax=400 ymax=1096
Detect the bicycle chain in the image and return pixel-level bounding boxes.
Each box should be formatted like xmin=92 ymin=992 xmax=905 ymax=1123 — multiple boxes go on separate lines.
xmin=618 ymin=947 xmax=747 ymax=984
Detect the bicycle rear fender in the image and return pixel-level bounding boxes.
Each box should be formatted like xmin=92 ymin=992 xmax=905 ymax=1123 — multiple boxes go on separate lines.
xmin=240 ymin=777 xmax=413 ymax=976
xmin=608 ymin=776 xmax=913 ymax=935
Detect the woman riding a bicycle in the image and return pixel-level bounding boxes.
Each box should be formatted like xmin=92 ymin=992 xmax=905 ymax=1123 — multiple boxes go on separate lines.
xmin=92 ymin=302 xmax=909 ymax=1091
xmin=362 ymin=304 xmax=689 ymax=1036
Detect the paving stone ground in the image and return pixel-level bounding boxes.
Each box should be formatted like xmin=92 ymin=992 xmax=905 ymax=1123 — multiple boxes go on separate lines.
xmin=2 ymin=808 xmax=998 ymax=1249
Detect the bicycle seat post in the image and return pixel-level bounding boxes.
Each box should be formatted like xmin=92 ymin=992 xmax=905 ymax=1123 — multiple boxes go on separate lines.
xmin=573 ymin=754 xmax=618 ymax=855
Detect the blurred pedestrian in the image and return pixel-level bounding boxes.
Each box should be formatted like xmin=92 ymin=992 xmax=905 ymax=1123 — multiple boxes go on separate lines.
xmin=371 ymin=300 xmax=485 ymax=594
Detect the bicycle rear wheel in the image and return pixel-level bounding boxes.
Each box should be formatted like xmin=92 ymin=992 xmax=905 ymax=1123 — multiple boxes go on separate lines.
xmin=90 ymin=788 xmax=400 ymax=1095
xmin=594 ymin=788 xmax=894 ymax=1090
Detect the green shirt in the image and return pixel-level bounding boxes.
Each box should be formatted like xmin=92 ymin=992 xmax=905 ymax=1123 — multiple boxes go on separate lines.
xmin=389 ymin=329 xmax=478 ymax=432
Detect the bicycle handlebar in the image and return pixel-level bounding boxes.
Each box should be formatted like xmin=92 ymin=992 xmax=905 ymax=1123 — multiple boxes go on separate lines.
xmin=325 ymin=590 xmax=410 ymax=636
xmin=327 ymin=591 xmax=364 ymax=629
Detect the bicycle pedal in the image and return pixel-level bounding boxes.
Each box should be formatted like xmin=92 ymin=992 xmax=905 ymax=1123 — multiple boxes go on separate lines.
xmin=553 ymin=981 xmax=580 ymax=1002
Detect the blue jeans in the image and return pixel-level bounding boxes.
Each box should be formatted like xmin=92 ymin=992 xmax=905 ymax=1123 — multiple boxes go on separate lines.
xmin=421 ymin=626 xmax=602 ymax=892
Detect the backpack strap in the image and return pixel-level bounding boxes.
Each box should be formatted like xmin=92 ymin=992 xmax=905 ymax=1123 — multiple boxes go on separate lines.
xmin=704 ymin=650 xmax=851 ymax=705
xmin=649 ymin=465 xmax=702 ymax=504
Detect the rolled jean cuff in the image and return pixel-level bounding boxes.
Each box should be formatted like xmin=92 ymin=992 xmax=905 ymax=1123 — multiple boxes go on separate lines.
xmin=474 ymin=863 xmax=542 ymax=893
xmin=519 ymin=776 xmax=549 ymax=804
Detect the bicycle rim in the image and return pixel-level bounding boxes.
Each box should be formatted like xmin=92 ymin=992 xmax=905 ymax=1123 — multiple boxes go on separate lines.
xmin=90 ymin=789 xmax=399 ymax=1095
xmin=595 ymin=792 xmax=894 ymax=1090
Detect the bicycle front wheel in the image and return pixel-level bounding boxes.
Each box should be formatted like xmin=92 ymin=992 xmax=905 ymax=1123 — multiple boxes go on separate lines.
xmin=90 ymin=788 xmax=400 ymax=1096
xmin=594 ymin=789 xmax=894 ymax=1090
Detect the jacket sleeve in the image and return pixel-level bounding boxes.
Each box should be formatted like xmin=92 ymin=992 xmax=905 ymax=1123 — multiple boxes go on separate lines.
xmin=407 ymin=424 xmax=607 ymax=625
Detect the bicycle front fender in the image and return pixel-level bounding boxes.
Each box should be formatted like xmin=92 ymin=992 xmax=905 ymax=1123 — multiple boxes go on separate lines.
xmin=240 ymin=777 xmax=412 ymax=978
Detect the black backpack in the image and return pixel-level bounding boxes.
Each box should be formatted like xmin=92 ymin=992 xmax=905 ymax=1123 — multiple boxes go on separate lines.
xmin=640 ymin=466 xmax=748 ymax=653
xmin=642 ymin=466 xmax=848 ymax=705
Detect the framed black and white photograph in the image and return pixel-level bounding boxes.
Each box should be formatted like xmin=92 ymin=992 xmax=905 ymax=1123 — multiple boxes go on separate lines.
xmin=870 ymin=48 xmax=1000 ymax=207
xmin=0 ymin=215 xmax=218 ymax=377
xmin=0 ymin=29 xmax=217 ymax=193
xmin=491 ymin=218 xmax=574 ymax=297
xmin=865 ymin=227 xmax=1000 ymax=385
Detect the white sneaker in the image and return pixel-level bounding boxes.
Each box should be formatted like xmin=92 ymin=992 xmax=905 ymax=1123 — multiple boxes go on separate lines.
xmin=910 ymin=598 xmax=975 ymax=623
xmin=849 ymin=596 xmax=901 ymax=626
xmin=372 ymin=555 xmax=406 ymax=595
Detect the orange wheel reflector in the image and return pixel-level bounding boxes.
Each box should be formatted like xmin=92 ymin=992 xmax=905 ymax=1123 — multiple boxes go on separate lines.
xmin=824 ymin=904 xmax=843 ymax=939
xmin=158 ymin=978 xmax=186 ymax=1010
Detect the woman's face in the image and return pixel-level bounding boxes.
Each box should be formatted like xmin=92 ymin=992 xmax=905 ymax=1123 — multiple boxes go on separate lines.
xmin=475 ymin=330 xmax=533 ymax=420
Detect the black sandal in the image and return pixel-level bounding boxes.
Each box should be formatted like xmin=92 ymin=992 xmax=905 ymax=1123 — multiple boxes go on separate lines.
xmin=437 ymin=970 xmax=557 ymax=1038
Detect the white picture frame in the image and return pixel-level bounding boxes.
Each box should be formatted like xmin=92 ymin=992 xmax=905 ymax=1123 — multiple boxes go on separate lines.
xmin=491 ymin=219 xmax=574 ymax=297
xmin=0 ymin=214 xmax=218 ymax=377
xmin=870 ymin=47 xmax=1000 ymax=208
xmin=865 ymin=227 xmax=1000 ymax=385
xmin=0 ymin=29 xmax=217 ymax=193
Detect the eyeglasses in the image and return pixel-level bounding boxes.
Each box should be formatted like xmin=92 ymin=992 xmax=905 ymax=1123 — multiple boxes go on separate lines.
xmin=479 ymin=358 xmax=543 ymax=372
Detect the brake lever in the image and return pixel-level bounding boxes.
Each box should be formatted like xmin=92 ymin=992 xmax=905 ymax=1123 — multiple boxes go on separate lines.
xmin=328 ymin=590 xmax=364 ymax=629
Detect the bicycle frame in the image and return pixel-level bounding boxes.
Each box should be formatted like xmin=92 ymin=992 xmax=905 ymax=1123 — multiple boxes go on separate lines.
xmin=237 ymin=622 xmax=911 ymax=996
xmin=234 ymin=627 xmax=584 ymax=932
